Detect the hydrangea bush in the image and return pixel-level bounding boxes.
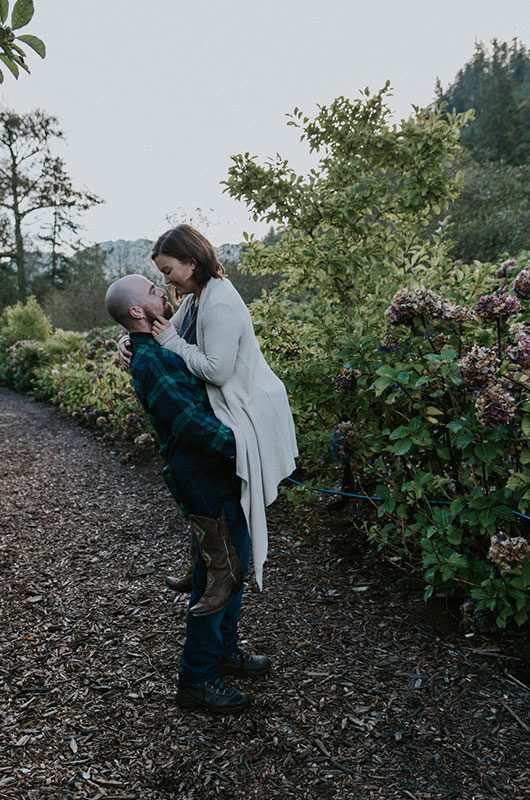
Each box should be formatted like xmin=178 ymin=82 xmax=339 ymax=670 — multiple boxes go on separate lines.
xmin=327 ymin=262 xmax=530 ymax=628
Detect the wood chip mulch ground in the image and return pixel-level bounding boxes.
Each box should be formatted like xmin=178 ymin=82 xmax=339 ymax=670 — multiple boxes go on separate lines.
xmin=1 ymin=386 xmax=529 ymax=800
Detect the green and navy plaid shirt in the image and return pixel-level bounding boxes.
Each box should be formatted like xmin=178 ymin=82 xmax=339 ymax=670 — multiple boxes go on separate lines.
xmin=129 ymin=332 xmax=238 ymax=516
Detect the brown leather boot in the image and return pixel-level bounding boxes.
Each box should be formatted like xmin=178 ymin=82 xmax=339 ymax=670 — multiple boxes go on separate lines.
xmin=188 ymin=512 xmax=244 ymax=617
xmin=165 ymin=534 xmax=196 ymax=593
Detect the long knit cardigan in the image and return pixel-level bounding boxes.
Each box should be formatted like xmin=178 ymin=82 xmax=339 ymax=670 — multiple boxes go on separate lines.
xmin=155 ymin=277 xmax=298 ymax=588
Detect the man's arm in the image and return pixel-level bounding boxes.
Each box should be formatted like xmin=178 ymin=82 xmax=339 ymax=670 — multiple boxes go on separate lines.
xmin=144 ymin=357 xmax=236 ymax=460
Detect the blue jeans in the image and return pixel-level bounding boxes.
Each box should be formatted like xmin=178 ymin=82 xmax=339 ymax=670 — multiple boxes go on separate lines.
xmin=179 ymin=497 xmax=251 ymax=687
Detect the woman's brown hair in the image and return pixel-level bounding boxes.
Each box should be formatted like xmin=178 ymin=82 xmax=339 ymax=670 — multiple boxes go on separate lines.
xmin=151 ymin=225 xmax=225 ymax=289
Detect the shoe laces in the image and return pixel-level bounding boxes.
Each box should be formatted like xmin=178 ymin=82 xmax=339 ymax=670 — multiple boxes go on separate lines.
xmin=205 ymin=677 xmax=232 ymax=696
xmin=231 ymin=647 xmax=252 ymax=663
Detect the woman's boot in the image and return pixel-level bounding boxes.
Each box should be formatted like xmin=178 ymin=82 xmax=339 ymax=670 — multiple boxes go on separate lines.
xmin=188 ymin=512 xmax=244 ymax=617
xmin=165 ymin=534 xmax=196 ymax=593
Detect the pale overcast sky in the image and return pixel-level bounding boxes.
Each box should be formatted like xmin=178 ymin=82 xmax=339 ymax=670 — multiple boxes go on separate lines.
xmin=3 ymin=0 xmax=530 ymax=247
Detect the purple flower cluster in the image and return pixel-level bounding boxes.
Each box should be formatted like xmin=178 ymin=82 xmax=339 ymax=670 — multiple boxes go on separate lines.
xmin=334 ymin=367 xmax=360 ymax=394
xmin=488 ymin=532 xmax=529 ymax=570
xmin=507 ymin=323 xmax=530 ymax=366
xmin=331 ymin=421 xmax=355 ymax=463
xmin=474 ymin=382 xmax=515 ymax=429
xmin=377 ymin=334 xmax=401 ymax=353
xmin=513 ymin=266 xmax=530 ymax=300
xmin=475 ymin=293 xmax=521 ymax=322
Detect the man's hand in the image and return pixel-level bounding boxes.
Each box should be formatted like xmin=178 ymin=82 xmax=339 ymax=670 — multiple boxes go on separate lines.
xmin=118 ymin=337 xmax=132 ymax=369
xmin=152 ymin=316 xmax=172 ymax=337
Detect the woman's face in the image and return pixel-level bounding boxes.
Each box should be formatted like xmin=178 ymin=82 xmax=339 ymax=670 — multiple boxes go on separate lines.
xmin=154 ymin=254 xmax=199 ymax=296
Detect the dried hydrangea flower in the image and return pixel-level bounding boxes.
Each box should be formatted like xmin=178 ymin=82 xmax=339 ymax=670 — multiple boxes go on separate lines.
xmin=432 ymin=333 xmax=450 ymax=351
xmin=334 ymin=367 xmax=360 ymax=394
xmin=331 ymin=421 xmax=355 ymax=463
xmin=507 ymin=333 xmax=530 ymax=365
xmin=513 ymin=266 xmax=530 ymax=300
xmin=459 ymin=345 xmax=499 ymax=388
xmin=474 ymin=382 xmax=515 ymax=429
xmin=496 ymin=257 xmax=517 ymax=278
xmin=509 ymin=322 xmax=530 ymax=339
xmin=475 ymin=293 xmax=521 ymax=322
xmin=384 ymin=287 xmax=446 ymax=325
xmin=488 ymin=532 xmax=529 ymax=570
xmin=377 ymin=334 xmax=401 ymax=353
xmin=441 ymin=304 xmax=476 ymax=323
xmin=460 ymin=599 xmax=488 ymax=632
xmin=134 ymin=433 xmax=156 ymax=450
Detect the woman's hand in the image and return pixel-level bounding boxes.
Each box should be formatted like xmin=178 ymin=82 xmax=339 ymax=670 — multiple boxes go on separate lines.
xmin=152 ymin=316 xmax=171 ymax=337
xmin=118 ymin=337 xmax=132 ymax=369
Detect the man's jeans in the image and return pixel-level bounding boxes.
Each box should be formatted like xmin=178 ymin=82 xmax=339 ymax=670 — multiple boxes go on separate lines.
xmin=168 ymin=441 xmax=225 ymax=519
xmin=179 ymin=497 xmax=251 ymax=687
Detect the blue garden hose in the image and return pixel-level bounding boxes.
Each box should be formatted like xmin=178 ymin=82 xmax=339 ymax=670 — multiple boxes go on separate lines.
xmin=285 ymin=477 xmax=530 ymax=521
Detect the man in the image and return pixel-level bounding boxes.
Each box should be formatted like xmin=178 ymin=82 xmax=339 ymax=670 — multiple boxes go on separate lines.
xmin=105 ymin=275 xmax=270 ymax=713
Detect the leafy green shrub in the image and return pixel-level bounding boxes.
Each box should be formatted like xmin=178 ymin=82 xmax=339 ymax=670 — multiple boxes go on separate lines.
xmin=33 ymin=328 xmax=152 ymax=447
xmin=44 ymin=328 xmax=86 ymax=359
xmin=0 ymin=296 xmax=52 ymax=346
xmin=2 ymin=339 xmax=49 ymax=390
xmin=321 ymin=263 xmax=530 ymax=628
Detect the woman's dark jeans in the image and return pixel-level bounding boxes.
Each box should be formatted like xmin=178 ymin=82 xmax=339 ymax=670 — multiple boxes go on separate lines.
xmin=179 ymin=496 xmax=251 ymax=687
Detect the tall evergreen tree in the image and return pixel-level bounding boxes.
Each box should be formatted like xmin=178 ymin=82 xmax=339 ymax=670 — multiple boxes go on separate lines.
xmin=437 ymin=39 xmax=530 ymax=164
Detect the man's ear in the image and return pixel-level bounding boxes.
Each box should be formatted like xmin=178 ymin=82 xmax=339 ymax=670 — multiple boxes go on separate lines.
xmin=129 ymin=305 xmax=145 ymax=320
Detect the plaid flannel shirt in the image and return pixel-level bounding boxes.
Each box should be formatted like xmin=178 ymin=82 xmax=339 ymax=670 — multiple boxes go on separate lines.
xmin=129 ymin=332 xmax=238 ymax=516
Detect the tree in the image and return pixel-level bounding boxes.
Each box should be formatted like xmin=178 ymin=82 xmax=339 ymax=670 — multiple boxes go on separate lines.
xmin=446 ymin=152 xmax=530 ymax=262
xmin=0 ymin=108 xmax=102 ymax=302
xmin=0 ymin=0 xmax=45 ymax=82
xmin=435 ymin=39 xmax=530 ymax=260
xmin=43 ymin=246 xmax=111 ymax=331
xmin=224 ymin=86 xmax=471 ymax=465
xmin=437 ymin=39 xmax=530 ymax=165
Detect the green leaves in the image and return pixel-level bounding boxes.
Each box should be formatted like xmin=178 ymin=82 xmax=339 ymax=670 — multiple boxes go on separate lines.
xmin=16 ymin=33 xmax=44 ymax=57
xmin=11 ymin=0 xmax=34 ymax=30
xmin=522 ymin=415 xmax=530 ymax=438
xmin=0 ymin=0 xmax=44 ymax=81
xmin=0 ymin=50 xmax=17 ymax=76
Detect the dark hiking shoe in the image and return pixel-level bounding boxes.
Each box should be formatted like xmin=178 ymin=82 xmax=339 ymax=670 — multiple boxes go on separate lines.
xmin=219 ymin=647 xmax=271 ymax=677
xmin=176 ymin=677 xmax=249 ymax=713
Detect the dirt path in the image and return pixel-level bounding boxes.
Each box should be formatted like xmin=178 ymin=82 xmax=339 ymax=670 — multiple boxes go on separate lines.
xmin=1 ymin=386 xmax=529 ymax=799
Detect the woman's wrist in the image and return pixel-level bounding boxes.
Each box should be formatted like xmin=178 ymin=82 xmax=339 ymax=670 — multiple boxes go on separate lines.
xmin=154 ymin=326 xmax=179 ymax=346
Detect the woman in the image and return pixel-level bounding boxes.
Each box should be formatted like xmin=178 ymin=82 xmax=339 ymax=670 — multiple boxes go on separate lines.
xmin=121 ymin=224 xmax=297 ymax=588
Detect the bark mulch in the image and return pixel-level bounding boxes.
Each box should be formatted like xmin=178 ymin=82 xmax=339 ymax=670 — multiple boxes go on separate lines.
xmin=1 ymin=386 xmax=529 ymax=800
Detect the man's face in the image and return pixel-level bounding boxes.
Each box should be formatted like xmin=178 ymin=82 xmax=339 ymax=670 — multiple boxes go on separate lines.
xmin=137 ymin=278 xmax=173 ymax=323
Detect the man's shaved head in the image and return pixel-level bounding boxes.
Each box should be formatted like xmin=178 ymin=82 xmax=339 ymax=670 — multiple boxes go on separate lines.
xmin=105 ymin=275 xmax=150 ymax=327
xmin=105 ymin=274 xmax=173 ymax=332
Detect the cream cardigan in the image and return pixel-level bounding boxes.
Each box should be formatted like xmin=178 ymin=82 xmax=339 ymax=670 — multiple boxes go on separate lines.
xmin=155 ymin=277 xmax=298 ymax=588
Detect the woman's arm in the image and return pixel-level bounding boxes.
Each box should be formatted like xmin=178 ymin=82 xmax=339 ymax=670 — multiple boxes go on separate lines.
xmin=154 ymin=302 xmax=242 ymax=386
